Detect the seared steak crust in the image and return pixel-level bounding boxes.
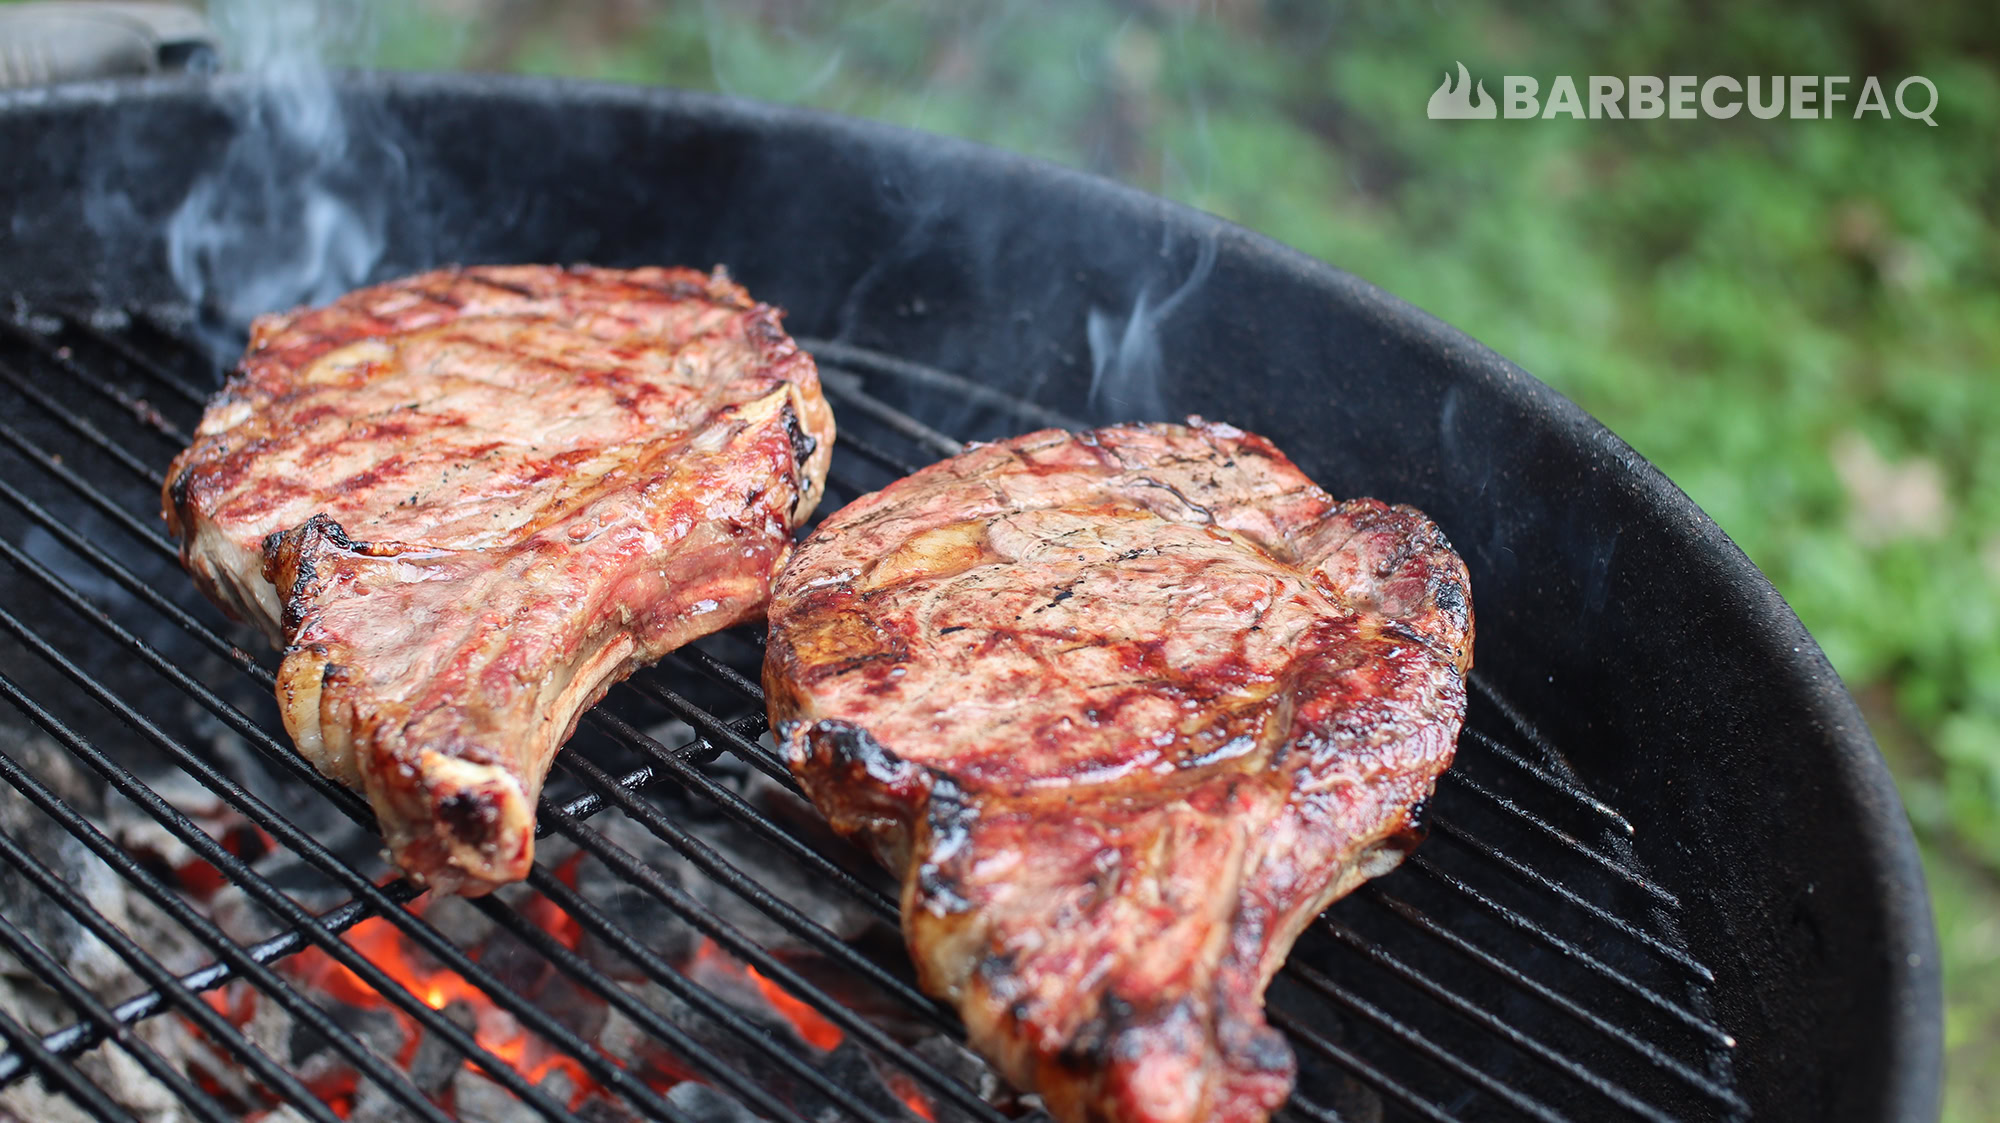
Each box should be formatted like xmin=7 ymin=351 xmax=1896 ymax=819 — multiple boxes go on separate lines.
xmin=165 ymin=265 xmax=834 ymax=895
xmin=765 ymin=421 xmax=1471 ymax=1123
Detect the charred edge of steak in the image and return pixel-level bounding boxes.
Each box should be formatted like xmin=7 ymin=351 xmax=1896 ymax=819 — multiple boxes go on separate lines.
xmin=263 ymin=514 xmax=367 ymax=635
xmin=781 ymin=398 xmax=821 ymax=521
xmin=799 ymin=719 xmax=982 ymax=881
xmin=812 ymin=718 xmax=921 ymax=790
xmin=914 ymin=777 xmax=978 ymax=915
xmin=1432 ymin=575 xmax=1469 ymax=627
xmin=165 ymin=465 xmax=196 ymax=538
xmin=782 ymin=401 xmax=819 ymax=471
xmin=1400 ymin=796 xmax=1432 ymax=843
xmin=1054 ymin=994 xmax=1142 ymax=1074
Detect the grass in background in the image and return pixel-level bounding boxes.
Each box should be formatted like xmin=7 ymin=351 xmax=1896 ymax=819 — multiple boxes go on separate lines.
xmin=353 ymin=0 xmax=2000 ymax=1116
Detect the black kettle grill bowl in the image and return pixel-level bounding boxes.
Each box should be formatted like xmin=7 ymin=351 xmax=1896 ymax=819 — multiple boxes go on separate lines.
xmin=0 ymin=72 xmax=1941 ymax=1121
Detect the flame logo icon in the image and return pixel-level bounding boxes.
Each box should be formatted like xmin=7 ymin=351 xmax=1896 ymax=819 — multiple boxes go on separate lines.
xmin=1427 ymin=62 xmax=1496 ymax=119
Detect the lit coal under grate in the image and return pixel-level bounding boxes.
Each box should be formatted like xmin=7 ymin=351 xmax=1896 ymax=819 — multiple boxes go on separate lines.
xmin=0 ymin=300 xmax=1745 ymax=1123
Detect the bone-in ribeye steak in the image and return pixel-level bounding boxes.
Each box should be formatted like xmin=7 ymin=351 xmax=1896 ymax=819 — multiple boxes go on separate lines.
xmin=764 ymin=420 xmax=1472 ymax=1123
xmin=164 ymin=265 xmax=834 ymax=896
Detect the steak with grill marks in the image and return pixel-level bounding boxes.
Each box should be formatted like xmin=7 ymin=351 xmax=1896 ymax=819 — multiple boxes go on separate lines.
xmin=764 ymin=420 xmax=1471 ymax=1123
xmin=163 ymin=265 xmax=834 ymax=896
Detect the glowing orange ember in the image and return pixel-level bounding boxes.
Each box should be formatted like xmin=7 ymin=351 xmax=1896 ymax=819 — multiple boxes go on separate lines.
xmin=305 ymin=1069 xmax=359 ymax=1119
xmin=887 ymin=1072 xmax=938 ymax=1121
xmin=689 ymin=937 xmax=845 ymax=1051
xmin=276 ymin=854 xmax=602 ymax=1110
xmin=745 ymin=964 xmax=844 ymax=1051
xmin=171 ymin=850 xmax=890 ymax=1120
xmin=901 ymin=1088 xmax=938 ymax=1121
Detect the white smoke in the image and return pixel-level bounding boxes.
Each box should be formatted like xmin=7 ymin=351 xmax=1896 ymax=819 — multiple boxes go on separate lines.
xmin=1085 ymin=231 xmax=1216 ymax=421
xmin=166 ymin=0 xmax=397 ymax=345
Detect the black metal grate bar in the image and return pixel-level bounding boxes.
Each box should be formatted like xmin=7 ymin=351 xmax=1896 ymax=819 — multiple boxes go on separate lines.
xmin=1459 ymin=725 xmax=1633 ymax=836
xmin=0 ymin=317 xmax=194 ymax=444
xmin=1403 ymin=855 xmax=1732 ymax=1049
xmin=817 ymin=369 xmax=965 ymax=461
xmin=0 ymin=358 xmax=168 ymax=486
xmin=0 ymin=418 xmax=183 ymax=556
xmin=820 ymin=420 xmax=928 ymax=478
xmin=1269 ymin=1006 xmax=1462 ymax=1123
xmin=1425 ymin=818 xmax=1712 ymax=980
xmin=0 ymin=641 xmax=578 ymax=1123
xmin=28 ymin=307 xmax=211 ymax=405
xmin=1356 ymin=889 xmax=1748 ymax=1113
xmin=1315 ymin=917 xmax=1677 ymax=1123
xmin=0 ymin=474 xmax=276 ymax=677
xmin=0 ymin=998 xmax=136 ymax=1123
xmin=0 ymin=682 xmax=445 ymax=1123
xmin=0 ymin=907 xmax=235 ymax=1123
xmin=554 ymin=742 xmax=957 ymax=1030
xmin=583 ymin=707 xmax=901 ymax=923
xmin=1439 ymin=771 xmax=1679 ymax=907
xmin=532 ymin=798 xmax=1012 ymax=1123
xmin=0 ymin=304 xmax=1741 ymax=1123
xmin=1285 ymin=961 xmax=1570 ymax=1123
xmin=800 ymin=337 xmax=1083 ymax=432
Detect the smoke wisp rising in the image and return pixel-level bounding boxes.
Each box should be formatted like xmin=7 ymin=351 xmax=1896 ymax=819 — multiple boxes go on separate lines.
xmin=1086 ymin=232 xmax=1216 ymax=421
xmin=167 ymin=0 xmax=401 ymax=349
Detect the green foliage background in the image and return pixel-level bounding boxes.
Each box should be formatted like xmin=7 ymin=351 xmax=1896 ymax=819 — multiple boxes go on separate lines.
xmin=366 ymin=1 xmax=1998 ymax=1114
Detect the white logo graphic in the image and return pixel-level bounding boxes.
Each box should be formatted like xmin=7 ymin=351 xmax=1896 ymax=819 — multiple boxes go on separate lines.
xmin=1428 ymin=64 xmax=1939 ymax=125
xmin=1427 ymin=62 xmax=1496 ymax=119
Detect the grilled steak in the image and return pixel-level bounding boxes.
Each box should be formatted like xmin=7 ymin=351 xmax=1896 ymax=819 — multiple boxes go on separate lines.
xmin=164 ymin=265 xmax=834 ymax=896
xmin=765 ymin=420 xmax=1471 ymax=1123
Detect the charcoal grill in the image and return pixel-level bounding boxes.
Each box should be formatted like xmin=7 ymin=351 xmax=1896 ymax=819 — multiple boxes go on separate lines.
xmin=0 ymin=72 xmax=1941 ymax=1122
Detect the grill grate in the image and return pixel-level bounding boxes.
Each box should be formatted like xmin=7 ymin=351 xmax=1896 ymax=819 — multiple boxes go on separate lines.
xmin=0 ymin=299 xmax=1746 ymax=1123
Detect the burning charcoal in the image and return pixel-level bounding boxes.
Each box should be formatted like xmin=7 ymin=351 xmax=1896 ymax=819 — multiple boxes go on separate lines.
xmin=908 ymin=1034 xmax=1024 ymax=1119
xmin=344 ymin=1077 xmax=416 ymax=1123
xmin=0 ymin=1074 xmax=99 ymax=1123
xmin=421 ymin=892 xmax=498 ymax=951
xmin=449 ymin=1065 xmax=552 ymax=1123
xmin=0 ymin=723 xmax=211 ymax=991
xmin=0 ymin=1025 xmax=194 ymax=1123
xmin=406 ymin=998 xmax=480 ymax=1098
xmin=575 ymin=1095 xmax=648 ymax=1123
xmin=604 ymin=974 xmax=858 ymax=1119
xmin=286 ymin=990 xmax=408 ymax=1074
xmin=0 ymin=729 xmax=109 ymax=985
xmin=570 ymin=812 xmax=705 ymax=976
xmin=186 ymin=709 xmax=390 ymax=885
xmin=665 ymin=1081 xmax=771 ymax=1123
xmin=475 ymin=927 xmax=610 ymax=1047
xmin=678 ymin=811 xmax=887 ymax=950
xmin=814 ymin=1037 xmax=961 ymax=1123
